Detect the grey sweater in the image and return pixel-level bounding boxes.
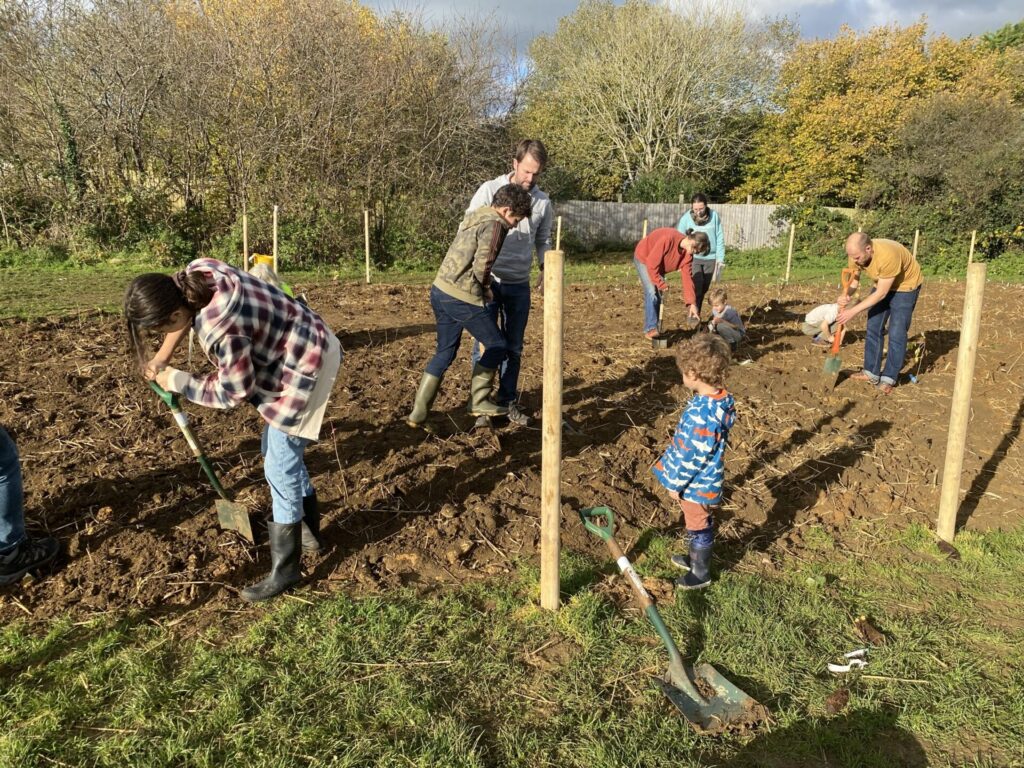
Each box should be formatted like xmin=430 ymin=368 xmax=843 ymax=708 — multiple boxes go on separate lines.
xmin=467 ymin=175 xmax=553 ymax=284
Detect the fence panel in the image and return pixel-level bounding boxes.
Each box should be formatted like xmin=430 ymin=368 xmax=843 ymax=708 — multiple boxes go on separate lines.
xmin=556 ymin=201 xmax=787 ymax=250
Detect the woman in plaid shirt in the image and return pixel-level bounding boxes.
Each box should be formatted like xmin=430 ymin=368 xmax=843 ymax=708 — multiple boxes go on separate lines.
xmin=124 ymin=259 xmax=342 ymax=602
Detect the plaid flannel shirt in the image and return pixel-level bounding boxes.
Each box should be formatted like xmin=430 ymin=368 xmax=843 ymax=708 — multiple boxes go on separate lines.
xmin=177 ymin=259 xmax=330 ymax=434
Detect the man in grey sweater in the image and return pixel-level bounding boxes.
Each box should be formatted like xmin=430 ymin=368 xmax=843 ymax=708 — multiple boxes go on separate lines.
xmin=468 ymin=139 xmax=554 ymax=426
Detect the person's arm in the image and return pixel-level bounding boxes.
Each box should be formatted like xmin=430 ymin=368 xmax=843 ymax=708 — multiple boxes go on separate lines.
xmin=155 ymin=334 xmax=255 ymax=409
xmin=473 ymin=220 xmax=505 ymax=291
xmin=714 ymin=212 xmax=725 ymax=263
xmin=643 ymin=237 xmax=670 ymax=293
xmin=837 ymin=276 xmax=894 ymax=325
xmin=145 ymin=326 xmax=189 ymax=378
xmin=679 ymin=250 xmax=699 ymax=318
xmin=819 ymin=319 xmax=833 ymax=340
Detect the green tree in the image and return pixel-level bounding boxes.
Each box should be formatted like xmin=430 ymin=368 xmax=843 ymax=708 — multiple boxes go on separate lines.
xmin=981 ymin=19 xmax=1024 ymax=51
xmin=517 ymin=0 xmax=794 ymax=200
xmin=737 ymin=23 xmax=1015 ymax=206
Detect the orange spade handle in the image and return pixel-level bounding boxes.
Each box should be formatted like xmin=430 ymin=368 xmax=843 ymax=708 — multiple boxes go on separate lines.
xmin=830 ymin=268 xmax=857 ymax=355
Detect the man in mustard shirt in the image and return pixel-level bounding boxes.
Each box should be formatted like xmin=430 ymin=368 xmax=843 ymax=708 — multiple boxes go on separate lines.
xmin=836 ymin=232 xmax=923 ymax=394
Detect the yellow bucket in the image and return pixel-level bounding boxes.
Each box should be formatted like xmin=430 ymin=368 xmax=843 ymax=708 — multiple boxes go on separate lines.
xmin=253 ymin=254 xmax=274 ymax=267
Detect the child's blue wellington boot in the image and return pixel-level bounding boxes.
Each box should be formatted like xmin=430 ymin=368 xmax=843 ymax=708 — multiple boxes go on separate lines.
xmin=675 ymin=545 xmax=712 ymax=590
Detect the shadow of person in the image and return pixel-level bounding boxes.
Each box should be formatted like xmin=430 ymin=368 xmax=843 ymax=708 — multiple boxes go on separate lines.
xmin=735 ymin=419 xmax=892 ymax=555
xmin=957 ymin=395 xmax=1024 ymax=529
xmin=916 ymin=329 xmax=961 ymax=377
xmin=708 ymin=707 xmax=929 ymax=767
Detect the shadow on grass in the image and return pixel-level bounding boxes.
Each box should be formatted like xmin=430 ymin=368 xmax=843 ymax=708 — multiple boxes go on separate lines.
xmin=707 ymin=707 xmax=928 ymax=767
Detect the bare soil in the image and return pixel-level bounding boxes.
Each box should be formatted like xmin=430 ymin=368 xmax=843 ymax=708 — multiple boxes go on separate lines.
xmin=2 ymin=278 xmax=1022 ymax=626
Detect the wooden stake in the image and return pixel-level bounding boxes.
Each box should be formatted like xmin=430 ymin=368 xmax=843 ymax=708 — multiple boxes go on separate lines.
xmin=912 ymin=229 xmax=919 ymax=260
xmin=363 ymin=209 xmax=371 ymax=284
xmin=784 ymin=223 xmax=796 ymax=283
xmin=541 ymin=248 xmax=564 ymax=611
xmin=242 ymin=207 xmax=249 ymax=271
xmin=642 ymin=218 xmax=648 ymax=239
xmin=968 ymin=230 xmax=977 ymax=266
xmin=555 ymin=215 xmax=562 ymax=252
xmin=936 ymin=262 xmax=987 ymax=543
xmin=272 ymin=205 xmax=279 ymax=273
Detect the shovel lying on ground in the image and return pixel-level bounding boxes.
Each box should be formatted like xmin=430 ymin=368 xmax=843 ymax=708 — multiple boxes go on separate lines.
xmin=823 ymin=268 xmax=857 ymax=385
xmin=149 ymin=382 xmax=254 ymax=543
xmin=579 ymin=506 xmax=767 ymax=734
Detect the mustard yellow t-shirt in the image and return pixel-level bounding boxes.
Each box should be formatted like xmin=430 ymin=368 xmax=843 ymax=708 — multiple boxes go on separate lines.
xmin=848 ymin=238 xmax=922 ymax=292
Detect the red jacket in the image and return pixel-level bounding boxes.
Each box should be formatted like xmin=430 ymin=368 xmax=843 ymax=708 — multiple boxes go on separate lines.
xmin=634 ymin=228 xmax=697 ymax=306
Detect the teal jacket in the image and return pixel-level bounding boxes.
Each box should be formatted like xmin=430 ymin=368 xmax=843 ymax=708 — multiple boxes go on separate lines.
xmin=676 ymin=209 xmax=725 ymax=263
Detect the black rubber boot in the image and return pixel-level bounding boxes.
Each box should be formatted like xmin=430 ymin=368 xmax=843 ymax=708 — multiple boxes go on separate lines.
xmin=407 ymin=373 xmax=442 ymax=431
xmin=0 ymin=536 xmax=60 ymax=585
xmin=468 ymin=364 xmax=508 ymax=417
xmin=241 ymin=522 xmax=302 ymax=602
xmin=675 ymin=545 xmax=712 ymax=590
xmin=300 ymin=492 xmax=321 ymax=553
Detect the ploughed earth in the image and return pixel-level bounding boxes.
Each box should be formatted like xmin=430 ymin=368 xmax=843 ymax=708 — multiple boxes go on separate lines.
xmin=2 ymin=278 xmax=1022 ymax=626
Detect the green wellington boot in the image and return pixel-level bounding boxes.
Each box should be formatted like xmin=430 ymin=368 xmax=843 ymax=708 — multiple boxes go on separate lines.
xmin=467 ymin=363 xmax=509 ymax=418
xmin=407 ymin=373 xmax=442 ymax=431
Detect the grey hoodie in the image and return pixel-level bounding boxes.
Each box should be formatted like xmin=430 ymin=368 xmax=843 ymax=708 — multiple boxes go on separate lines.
xmin=467 ymin=174 xmax=553 ymax=284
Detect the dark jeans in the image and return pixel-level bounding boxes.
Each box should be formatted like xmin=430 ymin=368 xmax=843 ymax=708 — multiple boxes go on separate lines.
xmin=426 ymin=285 xmax=506 ymax=378
xmin=692 ymin=258 xmax=716 ymax=314
xmin=863 ymin=286 xmax=921 ymax=386
xmin=470 ymin=279 xmax=531 ymax=405
xmin=0 ymin=427 xmax=25 ymax=554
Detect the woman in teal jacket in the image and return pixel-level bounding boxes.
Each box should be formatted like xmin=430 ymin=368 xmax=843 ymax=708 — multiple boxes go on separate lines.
xmin=676 ymin=193 xmax=725 ymax=315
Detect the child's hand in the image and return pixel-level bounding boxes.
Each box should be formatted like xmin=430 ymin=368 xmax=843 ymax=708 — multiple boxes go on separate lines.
xmin=144 ymin=356 xmax=169 ymax=380
xmin=668 ymin=489 xmax=680 ymax=500
xmin=484 ymin=288 xmax=494 ymax=303
xmin=154 ymin=367 xmax=175 ymax=390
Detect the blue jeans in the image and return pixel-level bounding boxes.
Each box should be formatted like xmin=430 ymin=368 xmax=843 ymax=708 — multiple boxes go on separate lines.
xmin=427 ymin=285 xmax=506 ymax=377
xmin=863 ymin=286 xmax=921 ymax=386
xmin=634 ymin=258 xmax=661 ymax=334
xmin=0 ymin=427 xmax=26 ymax=554
xmin=470 ymin=280 xmax=531 ymax=405
xmin=261 ymin=425 xmax=314 ymax=524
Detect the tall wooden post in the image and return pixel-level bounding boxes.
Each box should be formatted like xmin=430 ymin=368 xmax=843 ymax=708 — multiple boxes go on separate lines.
xmin=363 ymin=210 xmax=371 ymax=284
xmin=912 ymin=229 xmax=919 ymax=260
xmin=936 ymin=262 xmax=987 ymax=543
xmin=642 ymin=218 xmax=648 ymax=239
xmin=541 ymin=248 xmax=565 ymax=611
xmin=784 ymin=223 xmax=796 ymax=283
xmin=242 ymin=207 xmax=249 ymax=271
xmin=555 ymin=215 xmax=562 ymax=252
xmin=968 ymin=230 xmax=977 ymax=266
xmin=272 ymin=205 xmax=279 ymax=273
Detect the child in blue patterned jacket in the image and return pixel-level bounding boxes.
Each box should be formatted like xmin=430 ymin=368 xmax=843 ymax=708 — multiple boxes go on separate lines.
xmin=652 ymin=334 xmax=736 ymax=590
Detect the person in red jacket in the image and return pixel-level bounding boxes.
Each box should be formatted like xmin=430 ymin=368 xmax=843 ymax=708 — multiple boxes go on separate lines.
xmin=634 ymin=227 xmax=710 ymax=339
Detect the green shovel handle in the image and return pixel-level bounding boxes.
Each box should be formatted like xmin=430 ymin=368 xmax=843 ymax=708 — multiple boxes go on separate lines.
xmin=148 ymin=380 xmax=232 ymax=502
xmin=579 ymin=506 xmax=615 ymax=541
xmin=149 ymin=381 xmax=180 ymax=410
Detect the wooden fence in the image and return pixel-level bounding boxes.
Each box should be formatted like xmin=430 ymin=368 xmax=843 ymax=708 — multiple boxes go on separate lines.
xmin=556 ymin=201 xmax=787 ymax=250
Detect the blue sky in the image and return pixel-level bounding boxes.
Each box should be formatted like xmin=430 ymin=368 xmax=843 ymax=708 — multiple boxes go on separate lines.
xmin=367 ymin=0 xmax=1024 ymax=55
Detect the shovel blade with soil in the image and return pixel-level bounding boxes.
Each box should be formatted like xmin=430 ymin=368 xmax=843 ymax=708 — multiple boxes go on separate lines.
xmin=579 ymin=506 xmax=767 ymax=734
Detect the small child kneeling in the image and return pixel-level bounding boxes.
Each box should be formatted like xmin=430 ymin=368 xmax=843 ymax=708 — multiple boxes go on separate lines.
xmin=707 ymin=287 xmax=745 ymax=349
xmin=652 ymin=334 xmax=736 ymax=590
xmin=802 ymin=302 xmax=840 ymax=346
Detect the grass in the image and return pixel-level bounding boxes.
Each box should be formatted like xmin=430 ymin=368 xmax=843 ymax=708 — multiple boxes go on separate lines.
xmin=4 ymin=242 xmax=1023 ymax=320
xmin=2 ymin=522 xmax=1023 ymax=767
